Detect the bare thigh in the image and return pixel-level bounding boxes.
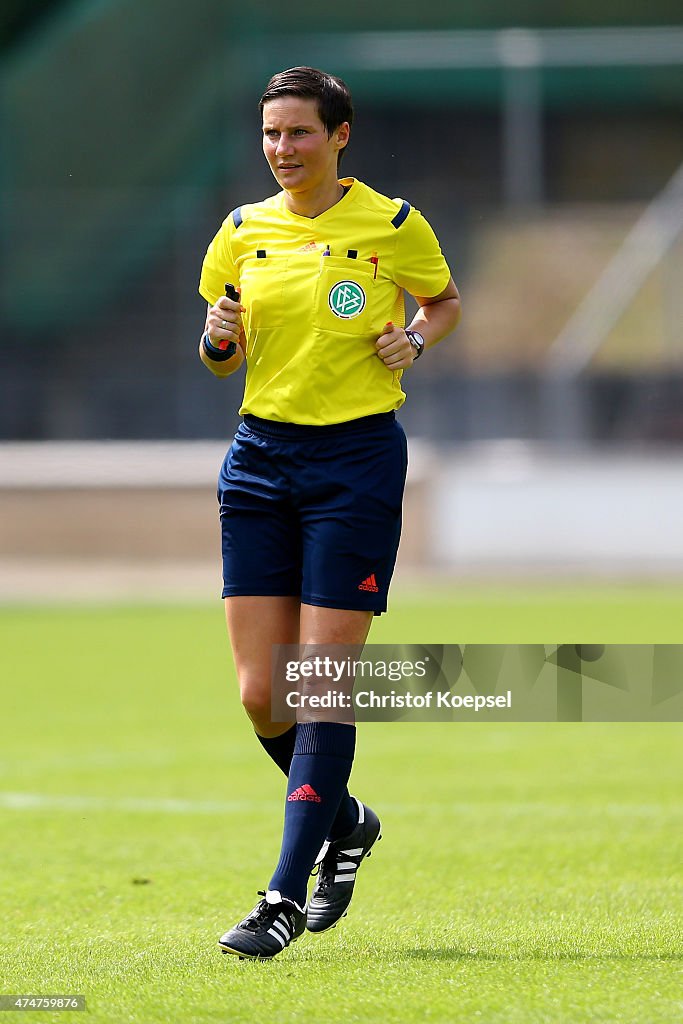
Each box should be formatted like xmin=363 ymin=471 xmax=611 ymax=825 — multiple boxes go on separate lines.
xmin=225 ymin=599 xmax=374 ymax=735
xmin=225 ymin=595 xmax=300 ymax=737
xmin=298 ymin=605 xmax=373 ymax=725
xmin=299 ymin=604 xmax=373 ymax=646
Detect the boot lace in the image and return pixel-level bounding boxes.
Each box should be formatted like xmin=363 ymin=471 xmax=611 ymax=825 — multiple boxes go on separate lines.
xmin=312 ymin=852 xmax=338 ymax=893
xmin=243 ymin=891 xmax=273 ymax=932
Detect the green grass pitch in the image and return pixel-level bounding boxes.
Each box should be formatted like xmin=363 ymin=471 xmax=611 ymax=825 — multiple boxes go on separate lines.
xmin=1 ymin=585 xmax=682 ymax=1023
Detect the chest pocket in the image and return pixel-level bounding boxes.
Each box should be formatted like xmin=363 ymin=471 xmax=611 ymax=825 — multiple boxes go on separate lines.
xmin=239 ymin=257 xmax=285 ymax=329
xmin=315 ymin=257 xmax=374 ymax=336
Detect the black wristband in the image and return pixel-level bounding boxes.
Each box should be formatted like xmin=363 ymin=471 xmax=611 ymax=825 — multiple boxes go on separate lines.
xmin=202 ymin=332 xmax=237 ymax=362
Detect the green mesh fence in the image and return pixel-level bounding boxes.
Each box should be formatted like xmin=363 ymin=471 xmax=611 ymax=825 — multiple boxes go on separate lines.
xmin=0 ymin=0 xmax=258 ymax=333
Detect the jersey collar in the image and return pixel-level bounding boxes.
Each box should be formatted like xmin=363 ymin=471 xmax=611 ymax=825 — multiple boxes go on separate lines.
xmin=277 ymin=177 xmax=359 ymax=223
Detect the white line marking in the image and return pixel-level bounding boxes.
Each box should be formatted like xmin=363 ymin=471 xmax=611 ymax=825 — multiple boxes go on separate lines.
xmin=0 ymin=792 xmax=279 ymax=814
xmin=0 ymin=793 xmax=672 ymax=819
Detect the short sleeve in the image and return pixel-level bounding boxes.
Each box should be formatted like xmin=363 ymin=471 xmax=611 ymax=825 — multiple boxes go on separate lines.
xmin=393 ymin=207 xmax=451 ymax=299
xmin=198 ymin=215 xmax=238 ymax=306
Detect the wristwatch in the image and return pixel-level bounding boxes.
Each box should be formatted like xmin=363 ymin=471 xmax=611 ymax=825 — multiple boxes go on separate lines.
xmin=405 ymin=329 xmax=425 ymax=360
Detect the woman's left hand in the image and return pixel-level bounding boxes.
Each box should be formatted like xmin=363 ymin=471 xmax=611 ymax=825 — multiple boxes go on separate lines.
xmin=375 ymin=322 xmax=415 ymax=370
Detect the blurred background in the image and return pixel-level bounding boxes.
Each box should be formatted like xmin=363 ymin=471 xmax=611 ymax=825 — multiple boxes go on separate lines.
xmin=1 ymin=0 xmax=682 ymax=597
xmin=2 ymin=12 xmax=682 ymax=1018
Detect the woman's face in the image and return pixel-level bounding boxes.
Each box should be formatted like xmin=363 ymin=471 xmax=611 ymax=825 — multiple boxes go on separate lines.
xmin=262 ymin=96 xmax=349 ymax=195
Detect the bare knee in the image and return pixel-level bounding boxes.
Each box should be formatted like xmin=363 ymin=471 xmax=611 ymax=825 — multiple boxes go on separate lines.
xmin=238 ymin=674 xmax=272 ymax=730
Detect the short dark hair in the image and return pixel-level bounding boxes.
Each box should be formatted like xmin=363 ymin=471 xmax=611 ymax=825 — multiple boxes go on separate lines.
xmin=259 ymin=66 xmax=354 ymax=164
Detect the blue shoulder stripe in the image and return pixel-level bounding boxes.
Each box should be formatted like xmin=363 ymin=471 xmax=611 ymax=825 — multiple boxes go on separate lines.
xmin=231 ymin=207 xmax=243 ymax=229
xmin=391 ymin=199 xmax=410 ymax=229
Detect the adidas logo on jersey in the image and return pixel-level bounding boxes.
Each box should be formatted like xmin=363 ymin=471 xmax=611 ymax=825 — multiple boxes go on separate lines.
xmin=358 ymin=574 xmax=379 ymax=593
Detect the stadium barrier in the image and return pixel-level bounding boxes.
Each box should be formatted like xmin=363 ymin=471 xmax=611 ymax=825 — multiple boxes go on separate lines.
xmin=1 ymin=443 xmax=681 ymax=598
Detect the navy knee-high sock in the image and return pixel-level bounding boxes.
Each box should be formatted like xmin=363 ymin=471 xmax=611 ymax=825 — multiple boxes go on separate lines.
xmin=268 ymin=722 xmax=356 ymax=907
xmin=256 ymin=727 xmax=357 ymax=840
xmin=256 ymin=728 xmax=297 ymax=775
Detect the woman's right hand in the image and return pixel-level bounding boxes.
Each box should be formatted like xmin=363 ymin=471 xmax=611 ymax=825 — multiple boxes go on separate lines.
xmin=205 ymin=292 xmax=246 ymax=349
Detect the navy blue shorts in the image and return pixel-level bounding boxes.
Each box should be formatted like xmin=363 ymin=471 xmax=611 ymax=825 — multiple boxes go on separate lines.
xmin=217 ymin=412 xmax=408 ymax=613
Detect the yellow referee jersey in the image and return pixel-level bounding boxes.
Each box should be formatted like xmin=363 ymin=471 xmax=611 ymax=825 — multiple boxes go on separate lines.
xmin=199 ymin=177 xmax=451 ymax=425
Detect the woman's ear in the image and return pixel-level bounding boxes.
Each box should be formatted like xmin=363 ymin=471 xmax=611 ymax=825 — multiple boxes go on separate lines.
xmin=336 ymin=122 xmax=350 ymax=150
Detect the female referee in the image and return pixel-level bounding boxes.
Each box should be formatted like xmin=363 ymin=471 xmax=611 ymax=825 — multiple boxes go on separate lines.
xmin=198 ymin=66 xmax=460 ymax=960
